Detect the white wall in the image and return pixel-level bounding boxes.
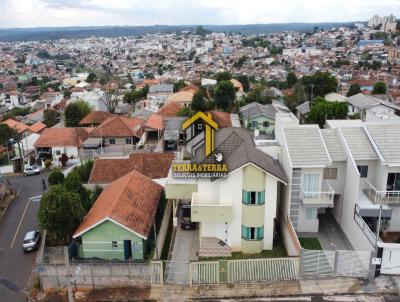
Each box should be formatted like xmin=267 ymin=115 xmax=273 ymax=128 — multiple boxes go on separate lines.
xmin=263 ymin=174 xmax=278 ymax=250
xmin=380 ymin=243 xmax=400 ymax=275
xmin=51 ymin=146 xmax=79 ymax=159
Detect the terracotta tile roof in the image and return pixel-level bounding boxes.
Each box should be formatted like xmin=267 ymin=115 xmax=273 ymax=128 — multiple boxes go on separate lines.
xmin=143 ymin=79 xmax=160 ymax=86
xmin=90 ymin=116 xmax=145 ymax=138
xmin=179 ymin=84 xmax=198 ymax=93
xmin=3 ymin=119 xmax=30 ymax=134
xmin=34 ymin=127 xmax=92 ymax=148
xmin=156 ymin=102 xmax=184 ymax=117
xmin=166 ymin=91 xmax=194 ymax=104
xmin=29 ymin=121 xmax=46 ymax=133
xmin=79 ymin=111 xmax=116 ymax=126
xmin=89 ymin=152 xmax=175 ymax=184
xmin=208 ymin=110 xmax=232 ymax=128
xmin=146 ymin=114 xmax=164 ymax=131
xmin=74 ymin=170 xmax=163 ymax=239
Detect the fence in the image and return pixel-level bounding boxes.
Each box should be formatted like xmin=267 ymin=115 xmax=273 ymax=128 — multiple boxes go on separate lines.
xmin=300 ymin=249 xmax=371 ymax=279
xmin=190 ymin=261 xmax=219 ymax=285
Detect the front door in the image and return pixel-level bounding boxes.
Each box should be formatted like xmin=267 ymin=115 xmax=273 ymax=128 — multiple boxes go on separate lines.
xmin=123 ymin=240 xmax=132 ymax=261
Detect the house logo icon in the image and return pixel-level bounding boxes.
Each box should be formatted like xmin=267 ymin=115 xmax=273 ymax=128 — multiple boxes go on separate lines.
xmin=182 ymin=111 xmax=219 ymax=157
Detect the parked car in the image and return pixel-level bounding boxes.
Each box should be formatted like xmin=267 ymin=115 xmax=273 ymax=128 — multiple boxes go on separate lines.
xmin=22 ymin=230 xmax=41 ymax=253
xmin=180 ymin=205 xmax=196 ymax=230
xmin=23 ymin=165 xmax=41 ymax=176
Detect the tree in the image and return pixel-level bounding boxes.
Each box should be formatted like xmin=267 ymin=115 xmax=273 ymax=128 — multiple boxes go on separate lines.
xmin=177 ymin=107 xmax=191 ymax=116
xmin=38 ymin=185 xmax=84 ymax=243
xmin=372 ymin=82 xmax=387 ymax=94
xmin=216 ymin=71 xmax=232 ymax=83
xmin=102 ymin=81 xmax=121 ymax=113
xmin=214 ymin=81 xmax=236 ymax=111
xmin=301 ymin=71 xmax=338 ymax=100
xmin=48 ymin=169 xmax=65 ymax=186
xmin=191 ymin=90 xmax=207 ymax=112
xmin=43 ymin=109 xmax=60 ymax=127
xmin=235 ymin=75 xmax=250 ymax=92
xmin=0 ymin=124 xmax=17 ymax=146
xmin=64 ymin=100 xmax=92 ymax=127
xmin=306 ymin=97 xmax=348 ymax=128
xmin=286 ymin=72 xmax=298 ymax=88
xmin=346 ymin=83 xmax=361 ymax=97
xmin=86 ymin=72 xmax=97 ymax=83
xmin=64 ymin=171 xmax=91 ymax=211
xmin=173 ymin=80 xmax=187 ymax=92
xmin=244 ymin=85 xmax=272 ymax=105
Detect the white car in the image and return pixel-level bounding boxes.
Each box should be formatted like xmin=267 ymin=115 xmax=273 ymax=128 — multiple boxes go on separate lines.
xmin=23 ymin=165 xmax=41 ymax=176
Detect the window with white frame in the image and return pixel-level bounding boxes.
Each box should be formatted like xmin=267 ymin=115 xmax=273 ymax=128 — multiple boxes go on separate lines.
xmin=357 ymin=165 xmax=368 ymax=178
xmin=306 ymin=208 xmax=317 ymax=220
xmin=323 ymin=168 xmax=337 ymax=180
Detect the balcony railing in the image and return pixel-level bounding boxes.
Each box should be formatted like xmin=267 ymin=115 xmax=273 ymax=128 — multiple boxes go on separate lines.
xmin=354 ymin=204 xmax=380 ymax=247
xmin=300 ymin=180 xmax=335 ymax=207
xmin=363 ymin=179 xmax=400 ymax=205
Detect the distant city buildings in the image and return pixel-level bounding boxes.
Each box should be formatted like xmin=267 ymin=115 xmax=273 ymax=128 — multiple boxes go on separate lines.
xmin=368 ymin=14 xmax=397 ymax=32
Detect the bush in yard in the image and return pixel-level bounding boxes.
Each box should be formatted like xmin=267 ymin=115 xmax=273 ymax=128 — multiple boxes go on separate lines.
xmin=38 ymin=185 xmax=84 ymax=243
xmin=64 ymin=171 xmax=91 ymax=211
xmin=48 ymin=169 xmax=65 ymax=186
xmin=44 ymin=159 xmax=52 ymax=169
xmin=74 ymin=160 xmax=94 ymax=183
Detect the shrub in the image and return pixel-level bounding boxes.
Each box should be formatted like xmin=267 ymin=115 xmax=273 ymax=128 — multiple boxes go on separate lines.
xmin=44 ymin=159 xmax=52 ymax=169
xmin=48 ymin=169 xmax=65 ymax=186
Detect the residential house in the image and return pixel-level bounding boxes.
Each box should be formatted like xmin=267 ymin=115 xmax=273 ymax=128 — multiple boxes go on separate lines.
xmin=73 ymin=170 xmax=163 ymax=261
xmin=79 ymin=111 xmax=116 ymax=127
xmin=3 ymin=119 xmax=31 ymax=138
xmin=165 ymin=90 xmax=195 ymax=107
xmin=34 ymin=127 xmax=92 ymax=160
xmin=165 ymin=127 xmax=287 ymax=256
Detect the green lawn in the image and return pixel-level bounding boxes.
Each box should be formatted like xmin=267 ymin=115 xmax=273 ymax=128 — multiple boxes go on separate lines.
xmin=299 ymin=238 xmax=322 ymax=250
xmin=201 ymin=240 xmax=287 ymax=261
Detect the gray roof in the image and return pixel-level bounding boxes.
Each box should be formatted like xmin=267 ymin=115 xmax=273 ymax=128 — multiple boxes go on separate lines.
xmin=340 ymin=127 xmax=378 ymax=160
xmin=295 ymin=101 xmax=310 ymax=115
xmin=365 ymin=123 xmax=400 ymax=164
xmin=321 ymin=129 xmax=347 ymax=162
xmin=239 ymin=102 xmax=278 ymax=120
xmin=199 ymin=128 xmax=287 ymax=183
xmin=149 ymin=84 xmax=174 ymax=93
xmin=347 ymin=93 xmax=379 ymax=110
xmin=131 ymin=108 xmax=154 ymax=120
xmin=165 ymin=117 xmax=186 ymax=130
xmin=283 ymin=126 xmax=331 ymax=167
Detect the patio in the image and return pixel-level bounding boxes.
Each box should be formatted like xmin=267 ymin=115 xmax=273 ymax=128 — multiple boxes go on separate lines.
xmin=298 ymin=214 xmax=353 ymax=251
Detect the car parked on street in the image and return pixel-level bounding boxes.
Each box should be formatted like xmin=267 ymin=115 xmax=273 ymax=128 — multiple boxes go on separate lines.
xmin=23 ymin=165 xmax=41 ymax=176
xmin=22 ymin=230 xmax=41 ymax=253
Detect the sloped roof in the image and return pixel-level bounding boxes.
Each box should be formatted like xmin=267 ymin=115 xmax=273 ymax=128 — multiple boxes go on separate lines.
xmin=89 ymin=152 xmax=175 ymax=184
xmin=321 ymin=128 xmax=347 ymax=162
xmin=29 ymin=121 xmax=46 ymax=133
xmin=90 ymin=116 xmax=144 ymax=138
xmin=240 ymin=102 xmax=278 ymax=120
xmin=34 ymin=127 xmax=92 ymax=148
xmin=365 ymin=123 xmax=400 ymax=164
xmin=156 ymin=102 xmax=184 ymax=117
xmin=3 ymin=119 xmax=30 ymax=134
xmin=205 ymin=128 xmax=287 ymax=183
xmin=166 ymin=91 xmax=194 ymax=104
xmin=283 ymin=126 xmax=331 ymax=167
xmin=74 ymin=170 xmax=163 ymax=239
xmin=340 ymin=127 xmax=378 ymax=160
xmin=295 ymin=101 xmax=310 ymax=115
xmin=208 ymin=110 xmax=232 ymax=128
xmin=347 ymin=93 xmax=379 ymax=110
xmin=146 ymin=114 xmax=164 ymax=131
xmin=79 ymin=111 xmax=115 ymax=126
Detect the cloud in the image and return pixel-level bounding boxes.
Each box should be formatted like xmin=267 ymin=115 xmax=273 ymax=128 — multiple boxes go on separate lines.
xmin=0 ymin=0 xmax=399 ymax=28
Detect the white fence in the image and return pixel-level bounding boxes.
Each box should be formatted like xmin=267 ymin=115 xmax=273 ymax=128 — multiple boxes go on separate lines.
xmin=301 ymin=249 xmax=371 ymax=279
xmin=227 ymin=258 xmax=300 ymax=284
xmin=191 ymin=261 xmax=219 ymax=285
xmin=0 ymin=165 xmax=14 ymax=175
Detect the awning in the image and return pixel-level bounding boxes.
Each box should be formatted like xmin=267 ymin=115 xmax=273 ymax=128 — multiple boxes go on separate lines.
xmin=355 ymin=203 xmax=392 ymax=218
xmin=81 ymin=137 xmax=102 ymax=149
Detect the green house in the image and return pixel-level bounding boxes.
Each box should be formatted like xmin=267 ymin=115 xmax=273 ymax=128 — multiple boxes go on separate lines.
xmin=73 ymin=170 xmax=163 ymax=261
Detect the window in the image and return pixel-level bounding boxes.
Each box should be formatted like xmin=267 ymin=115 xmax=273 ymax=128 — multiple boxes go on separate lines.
xmin=306 ymin=208 xmax=317 ymax=220
xmin=303 ymin=174 xmax=319 ymax=198
xmin=197 ymin=123 xmax=203 ymax=131
xmin=112 ymin=241 xmax=118 ymax=248
xmin=357 ymin=165 xmax=368 ymax=178
xmin=242 ymin=190 xmax=265 ymax=205
xmin=55 ymin=150 xmax=61 ymax=156
xmin=263 ymin=121 xmax=270 ymax=128
xmin=323 ymin=168 xmax=337 ymax=180
xmin=251 ymin=121 xmax=258 ymax=128
xmin=241 ymin=225 xmax=264 ymax=240
xmin=109 ymin=138 xmax=116 ymax=145
xmin=125 ymin=138 xmax=132 ymax=144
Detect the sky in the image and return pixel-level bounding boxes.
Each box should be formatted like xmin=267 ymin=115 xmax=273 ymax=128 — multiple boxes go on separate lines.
xmin=0 ymin=0 xmax=399 ymax=28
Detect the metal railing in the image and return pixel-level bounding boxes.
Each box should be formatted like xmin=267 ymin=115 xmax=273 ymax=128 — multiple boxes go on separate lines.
xmin=300 ymin=180 xmax=335 ymax=206
xmin=363 ymin=179 xmax=400 ymax=205
xmin=354 ymin=204 xmax=379 ymax=246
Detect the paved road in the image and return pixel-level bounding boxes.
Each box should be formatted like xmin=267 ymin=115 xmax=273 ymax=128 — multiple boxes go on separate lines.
xmin=211 ymin=295 xmax=400 ymax=301
xmin=0 ymin=171 xmax=49 ymax=302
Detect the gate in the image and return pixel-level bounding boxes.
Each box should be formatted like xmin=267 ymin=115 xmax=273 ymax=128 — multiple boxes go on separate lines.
xmin=150 ymin=261 xmax=163 ymax=286
xmin=301 ymin=249 xmax=371 ymax=279
xmin=164 ymin=261 xmax=190 ymax=285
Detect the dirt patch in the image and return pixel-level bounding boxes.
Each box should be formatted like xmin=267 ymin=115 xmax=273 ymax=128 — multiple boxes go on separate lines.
xmin=83 ymin=287 xmax=154 ymax=302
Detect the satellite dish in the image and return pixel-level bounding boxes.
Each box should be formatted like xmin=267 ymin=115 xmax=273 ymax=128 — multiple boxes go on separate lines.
xmin=254 ymin=129 xmax=260 ymax=138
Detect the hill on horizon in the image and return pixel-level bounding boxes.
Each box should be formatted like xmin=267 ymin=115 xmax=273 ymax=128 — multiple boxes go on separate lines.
xmin=0 ymin=22 xmax=361 ymax=42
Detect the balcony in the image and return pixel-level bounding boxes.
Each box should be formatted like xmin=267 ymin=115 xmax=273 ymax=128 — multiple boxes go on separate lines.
xmin=191 ymin=192 xmax=233 ymax=223
xmin=363 ymin=179 xmax=400 ymax=205
xmin=300 ymin=180 xmax=335 ymax=208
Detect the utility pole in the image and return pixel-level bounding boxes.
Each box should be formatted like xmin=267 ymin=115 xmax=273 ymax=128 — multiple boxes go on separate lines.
xmin=64 ymin=247 xmax=74 ymax=302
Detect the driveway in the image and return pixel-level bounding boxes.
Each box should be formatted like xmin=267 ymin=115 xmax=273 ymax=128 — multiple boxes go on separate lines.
xmin=0 ymin=171 xmax=49 ymax=302
xmin=317 ymin=214 xmax=353 ymax=250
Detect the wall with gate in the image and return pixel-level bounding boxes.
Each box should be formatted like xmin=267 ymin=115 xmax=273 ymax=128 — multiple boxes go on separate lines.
xmin=300 ymin=249 xmax=371 ymax=279
xmin=379 ymin=243 xmax=400 ymax=275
